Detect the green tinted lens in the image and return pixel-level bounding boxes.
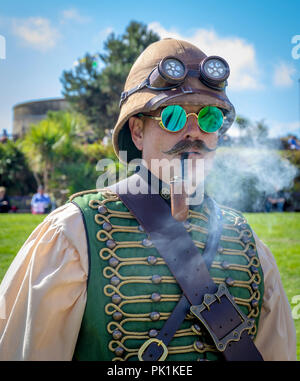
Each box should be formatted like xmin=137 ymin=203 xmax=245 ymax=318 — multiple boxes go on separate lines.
xmin=161 ymin=105 xmax=187 ymax=132
xmin=198 ymin=106 xmax=223 ymax=133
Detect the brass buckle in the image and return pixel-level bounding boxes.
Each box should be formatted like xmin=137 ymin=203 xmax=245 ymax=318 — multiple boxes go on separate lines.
xmin=138 ymin=338 xmax=168 ymax=361
xmin=190 ymin=283 xmax=254 ymax=352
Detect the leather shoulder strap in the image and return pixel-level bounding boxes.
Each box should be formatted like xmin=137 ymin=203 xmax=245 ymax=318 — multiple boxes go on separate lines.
xmin=108 ymin=175 xmax=263 ymax=361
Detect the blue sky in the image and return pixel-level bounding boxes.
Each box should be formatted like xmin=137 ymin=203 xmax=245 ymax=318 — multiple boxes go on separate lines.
xmin=0 ymin=0 xmax=300 ymax=137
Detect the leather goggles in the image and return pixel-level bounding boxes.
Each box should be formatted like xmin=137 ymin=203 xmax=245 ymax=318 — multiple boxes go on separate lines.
xmin=120 ymin=55 xmax=230 ymax=107
xmin=138 ymin=104 xmax=224 ymax=133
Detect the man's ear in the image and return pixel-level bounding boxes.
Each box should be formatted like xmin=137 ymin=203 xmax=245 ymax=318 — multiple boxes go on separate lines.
xmin=129 ymin=116 xmax=144 ymax=151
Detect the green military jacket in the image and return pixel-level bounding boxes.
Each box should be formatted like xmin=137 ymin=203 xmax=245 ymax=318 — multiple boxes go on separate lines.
xmin=70 ymin=187 xmax=264 ymax=361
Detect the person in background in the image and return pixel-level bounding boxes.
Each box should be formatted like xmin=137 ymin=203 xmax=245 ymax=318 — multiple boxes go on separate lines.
xmin=265 ymin=187 xmax=286 ymax=212
xmin=287 ymin=135 xmax=300 ymax=150
xmin=0 ymin=186 xmax=11 ymax=213
xmin=31 ymin=185 xmax=51 ymax=214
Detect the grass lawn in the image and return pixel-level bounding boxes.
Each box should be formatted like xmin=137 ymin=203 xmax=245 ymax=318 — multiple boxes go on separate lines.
xmin=0 ymin=212 xmax=299 ymax=359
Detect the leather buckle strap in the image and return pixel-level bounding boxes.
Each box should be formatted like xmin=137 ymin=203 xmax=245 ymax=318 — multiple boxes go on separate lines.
xmin=108 ymin=174 xmax=263 ymax=361
xmin=138 ymin=338 xmax=168 ymax=361
xmin=190 ymin=283 xmax=254 ymax=352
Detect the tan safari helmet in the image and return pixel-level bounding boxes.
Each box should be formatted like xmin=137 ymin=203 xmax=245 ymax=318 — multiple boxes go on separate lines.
xmin=113 ymin=38 xmax=236 ymax=163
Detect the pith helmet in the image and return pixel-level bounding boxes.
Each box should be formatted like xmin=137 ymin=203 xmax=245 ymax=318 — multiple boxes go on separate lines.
xmin=113 ymin=38 xmax=235 ymax=162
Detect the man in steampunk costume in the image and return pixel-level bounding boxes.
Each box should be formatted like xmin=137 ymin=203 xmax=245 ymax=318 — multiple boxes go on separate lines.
xmin=0 ymin=39 xmax=296 ymax=361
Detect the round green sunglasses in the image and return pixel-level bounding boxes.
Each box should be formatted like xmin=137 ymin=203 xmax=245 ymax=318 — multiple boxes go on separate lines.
xmin=138 ymin=105 xmax=224 ymax=133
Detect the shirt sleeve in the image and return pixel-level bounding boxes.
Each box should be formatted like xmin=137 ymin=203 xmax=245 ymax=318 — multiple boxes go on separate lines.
xmin=0 ymin=203 xmax=89 ymax=361
xmin=253 ymin=232 xmax=297 ymax=361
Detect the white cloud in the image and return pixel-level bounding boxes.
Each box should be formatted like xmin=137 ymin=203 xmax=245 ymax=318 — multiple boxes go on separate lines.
xmin=273 ymin=62 xmax=296 ymax=87
xmin=148 ymin=22 xmax=262 ymax=91
xmin=60 ymin=8 xmax=91 ymax=24
xmin=12 ymin=17 xmax=60 ymax=52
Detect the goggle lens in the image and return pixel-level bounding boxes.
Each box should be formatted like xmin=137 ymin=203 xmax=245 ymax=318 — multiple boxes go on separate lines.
xmin=161 ymin=105 xmax=187 ymax=132
xmin=160 ymin=105 xmax=223 ymax=133
xmin=198 ymin=106 xmax=224 ymax=133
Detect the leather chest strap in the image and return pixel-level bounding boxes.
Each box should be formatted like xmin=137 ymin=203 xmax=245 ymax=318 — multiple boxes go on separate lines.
xmin=108 ymin=174 xmax=263 ymax=361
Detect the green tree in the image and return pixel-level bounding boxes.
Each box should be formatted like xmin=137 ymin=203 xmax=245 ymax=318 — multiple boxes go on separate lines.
xmin=21 ymin=111 xmax=83 ymax=192
xmin=235 ymin=116 xmax=250 ymax=141
xmin=0 ymin=140 xmax=36 ymax=195
xmin=60 ymin=21 xmax=160 ymax=139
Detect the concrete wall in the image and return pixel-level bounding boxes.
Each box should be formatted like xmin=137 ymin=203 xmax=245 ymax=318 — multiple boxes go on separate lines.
xmin=13 ymin=98 xmax=69 ymax=137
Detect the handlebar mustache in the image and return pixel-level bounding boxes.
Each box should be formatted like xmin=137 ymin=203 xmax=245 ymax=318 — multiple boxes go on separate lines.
xmin=163 ymin=140 xmax=217 ymax=155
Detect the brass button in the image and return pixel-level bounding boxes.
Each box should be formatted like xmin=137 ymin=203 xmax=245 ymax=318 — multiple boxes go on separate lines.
xmin=247 ymin=248 xmax=256 ymax=257
xmin=193 ymin=324 xmax=202 ymax=333
xmin=142 ymin=238 xmax=152 ymax=247
xmin=112 ymin=330 xmax=122 ymax=340
xmin=195 ymin=340 xmax=204 ymax=350
xmin=112 ymin=294 xmax=122 ymax=304
xmin=237 ymin=222 xmax=248 ymax=230
xmin=113 ymin=311 xmax=123 ymax=321
xmin=103 ymin=222 xmax=112 ymax=231
xmin=221 ymin=261 xmax=230 ymax=270
xmin=110 ymin=276 xmax=120 ymax=286
xmin=217 ymin=247 xmax=224 ymax=253
xmin=251 ymin=299 xmax=259 ymax=308
xmin=147 ymin=255 xmax=157 ymax=265
xmin=138 ymin=225 xmax=145 ymax=232
xmin=106 ymin=239 xmax=116 ymax=249
xmin=225 ymin=277 xmax=234 ymax=287
xmin=98 ymin=205 xmax=107 ymax=214
xmin=109 ymin=257 xmax=119 ymax=268
xmin=183 ymin=221 xmax=191 ymax=229
xmin=251 ymin=282 xmax=258 ymax=291
xmin=251 ymin=266 xmax=258 ymax=274
xmin=148 ymin=329 xmax=158 ymax=338
xmin=241 ymin=234 xmax=251 ymax=243
xmin=152 ymin=274 xmax=162 ymax=284
xmin=114 ymin=347 xmax=124 ymax=356
xmin=150 ymin=311 xmax=160 ymax=321
xmin=151 ymin=292 xmax=161 ymax=302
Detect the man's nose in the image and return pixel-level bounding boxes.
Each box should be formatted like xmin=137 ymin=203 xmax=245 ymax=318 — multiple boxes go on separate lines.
xmin=182 ymin=114 xmax=204 ymax=140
